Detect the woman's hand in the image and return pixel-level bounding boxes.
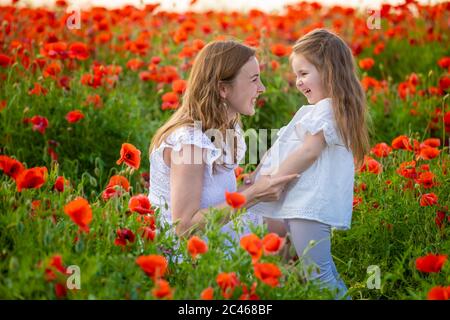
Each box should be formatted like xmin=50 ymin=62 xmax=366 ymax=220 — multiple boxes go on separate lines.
xmin=243 ymin=170 xmax=257 ymax=186
xmin=244 ymin=173 xmax=299 ymax=203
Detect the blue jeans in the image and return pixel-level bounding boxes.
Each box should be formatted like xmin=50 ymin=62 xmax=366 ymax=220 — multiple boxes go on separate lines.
xmin=285 ymin=218 xmax=350 ymax=300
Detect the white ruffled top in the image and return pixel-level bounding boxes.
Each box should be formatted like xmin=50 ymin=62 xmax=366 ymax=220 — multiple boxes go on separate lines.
xmin=249 ymin=98 xmax=355 ymax=230
xmin=149 ymin=124 xmax=263 ymax=242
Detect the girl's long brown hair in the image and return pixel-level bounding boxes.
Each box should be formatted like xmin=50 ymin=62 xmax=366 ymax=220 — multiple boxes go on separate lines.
xmin=149 ymin=40 xmax=256 ymax=169
xmin=291 ymin=29 xmax=370 ymax=165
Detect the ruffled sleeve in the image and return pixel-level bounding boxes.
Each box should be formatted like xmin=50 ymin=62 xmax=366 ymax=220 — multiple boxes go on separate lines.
xmin=154 ymin=126 xmax=221 ymax=175
xmin=294 ymin=98 xmax=340 ymax=146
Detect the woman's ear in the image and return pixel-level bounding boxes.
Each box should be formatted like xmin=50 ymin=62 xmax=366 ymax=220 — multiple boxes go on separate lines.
xmin=218 ymin=81 xmax=228 ymax=99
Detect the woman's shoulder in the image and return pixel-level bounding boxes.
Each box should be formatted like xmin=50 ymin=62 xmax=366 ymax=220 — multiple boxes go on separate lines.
xmin=165 ymin=125 xmax=212 ymax=147
xmin=150 ymin=125 xmax=218 ymax=157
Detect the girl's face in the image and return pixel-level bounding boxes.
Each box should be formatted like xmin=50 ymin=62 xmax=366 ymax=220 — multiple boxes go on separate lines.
xmin=221 ymin=56 xmax=266 ymax=119
xmin=291 ymin=53 xmax=328 ymax=105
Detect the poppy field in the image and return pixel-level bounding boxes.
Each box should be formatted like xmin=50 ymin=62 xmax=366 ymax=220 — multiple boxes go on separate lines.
xmin=0 ymin=0 xmax=450 ymax=300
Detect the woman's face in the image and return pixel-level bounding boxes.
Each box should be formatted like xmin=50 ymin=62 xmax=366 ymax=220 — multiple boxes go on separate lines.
xmin=291 ymin=53 xmax=328 ymax=105
xmin=222 ymin=56 xmax=266 ymax=118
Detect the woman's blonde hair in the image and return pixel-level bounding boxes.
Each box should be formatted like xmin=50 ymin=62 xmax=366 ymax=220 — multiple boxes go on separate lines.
xmin=150 ymin=40 xmax=256 ymax=170
xmin=291 ymin=29 xmax=370 ymax=165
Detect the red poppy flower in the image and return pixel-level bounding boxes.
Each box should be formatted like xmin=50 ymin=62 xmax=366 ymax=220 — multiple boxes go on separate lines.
xmin=68 ymin=42 xmax=89 ymax=60
xmin=417 ymin=146 xmax=440 ymax=160
xmin=397 ymin=81 xmax=415 ymax=100
xmin=234 ymin=166 xmax=244 ymax=177
xmin=65 ymin=110 xmax=84 ymax=123
xmin=239 ymin=282 xmax=259 ymax=300
xmin=359 ymin=58 xmax=375 ymax=70
xmin=126 ymin=58 xmax=144 ymax=71
xmin=419 ymin=193 xmax=438 ymax=207
xmin=253 ymin=263 xmax=282 ymax=287
xmin=54 ymin=283 xmax=67 ymax=299
xmin=422 ymin=138 xmax=440 ymax=148
xmin=225 ymin=191 xmax=246 ymax=209
xmin=370 ymin=142 xmax=392 ymax=157
xmin=137 ymin=214 xmax=156 ymax=229
xmin=353 ymin=196 xmax=363 ymax=208
xmin=187 ymin=235 xmax=208 ymax=259
xmin=102 ymin=175 xmax=130 ymax=200
xmin=64 ymin=197 xmax=93 ymax=233
xmin=41 ymin=41 xmax=68 ymax=59
xmin=391 ymin=135 xmax=412 ymax=150
xmin=435 ymin=210 xmax=447 ymax=229
xmin=84 ymin=94 xmax=103 ymax=108
xmin=438 ymin=57 xmax=450 ymax=69
xmin=216 ymin=272 xmax=240 ymax=299
xmin=136 ymin=255 xmax=168 ymax=280
xmin=16 ymin=167 xmax=48 ymax=192
xmin=171 ymin=79 xmax=187 ymax=94
xmin=116 ymin=143 xmax=141 ymax=170
xmin=114 ymin=228 xmax=136 ymax=246
xmin=161 ymin=92 xmax=179 ymax=110
xmin=150 ymin=56 xmax=161 ymax=65
xmin=43 ymin=62 xmax=62 ymax=79
xmin=414 ymin=171 xmax=435 ymax=189
xmin=53 ymin=176 xmax=70 ymax=192
xmin=200 ymin=287 xmax=214 ymax=300
xmin=128 ymin=194 xmax=154 ymax=214
xmin=0 ymin=155 xmax=25 ymax=180
xmin=396 ymin=160 xmax=417 ymax=179
xmin=139 ymin=226 xmax=156 ymax=241
xmin=152 ymin=279 xmax=173 ymax=299
xmin=80 ymin=73 xmax=102 ymax=88
xmin=240 ymin=234 xmax=263 ymax=263
xmin=271 ymin=60 xmax=280 ymax=71
xmin=427 ymin=286 xmax=450 ymax=300
xmin=44 ymin=254 xmax=66 ymax=282
xmin=28 ymin=83 xmax=48 ymax=96
xmin=270 ymin=44 xmax=291 ymax=57
xmin=29 ymin=115 xmax=49 ymax=134
xmin=415 ymin=253 xmax=447 ymax=273
xmin=0 ymin=53 xmax=13 ymax=67
xmin=262 ymin=233 xmax=285 ymax=255
xmin=439 ymin=75 xmax=450 ymax=92
xmin=359 ymin=156 xmax=382 ymax=174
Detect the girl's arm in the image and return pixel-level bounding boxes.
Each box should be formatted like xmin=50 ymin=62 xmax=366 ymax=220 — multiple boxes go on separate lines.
xmin=169 ymin=144 xmax=299 ymax=238
xmin=260 ymin=132 xmax=326 ymax=240
xmin=269 ymin=131 xmax=327 ymax=179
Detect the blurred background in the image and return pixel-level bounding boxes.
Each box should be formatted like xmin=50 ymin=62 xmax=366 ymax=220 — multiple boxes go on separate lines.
xmin=0 ymin=0 xmax=447 ymax=11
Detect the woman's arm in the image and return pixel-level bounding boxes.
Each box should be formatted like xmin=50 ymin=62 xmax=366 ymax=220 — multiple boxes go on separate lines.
xmin=169 ymin=145 xmax=299 ymax=237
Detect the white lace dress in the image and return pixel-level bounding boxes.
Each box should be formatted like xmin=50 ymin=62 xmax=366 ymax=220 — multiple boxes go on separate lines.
xmin=148 ymin=125 xmax=263 ymax=245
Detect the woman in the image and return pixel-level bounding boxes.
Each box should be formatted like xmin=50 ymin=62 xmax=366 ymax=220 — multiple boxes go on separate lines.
xmin=149 ymin=40 xmax=297 ymax=240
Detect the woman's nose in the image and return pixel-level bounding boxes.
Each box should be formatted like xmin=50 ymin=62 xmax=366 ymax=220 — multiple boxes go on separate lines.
xmin=258 ymin=81 xmax=266 ymax=93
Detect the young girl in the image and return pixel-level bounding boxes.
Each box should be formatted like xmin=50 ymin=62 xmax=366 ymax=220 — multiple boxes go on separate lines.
xmin=247 ymin=29 xmax=370 ymax=299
